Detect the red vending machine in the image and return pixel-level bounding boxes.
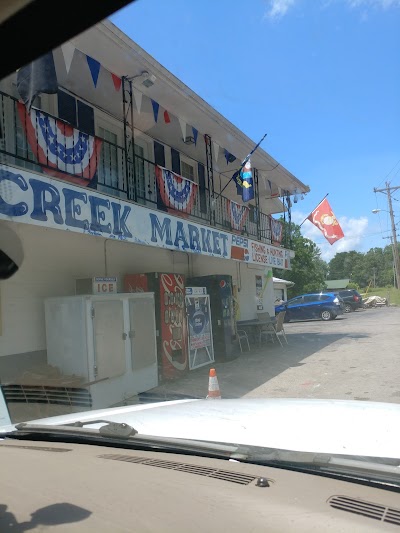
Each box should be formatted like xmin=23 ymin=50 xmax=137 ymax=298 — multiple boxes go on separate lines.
xmin=124 ymin=273 xmax=188 ymax=381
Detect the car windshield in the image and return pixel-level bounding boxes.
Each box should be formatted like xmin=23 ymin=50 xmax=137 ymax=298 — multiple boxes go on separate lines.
xmin=0 ymin=0 xmax=399 ymax=471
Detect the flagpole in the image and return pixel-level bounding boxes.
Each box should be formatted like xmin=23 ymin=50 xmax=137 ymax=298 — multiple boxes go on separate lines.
xmin=213 ymin=133 xmax=268 ymax=200
xmin=299 ymin=193 xmax=329 ymax=227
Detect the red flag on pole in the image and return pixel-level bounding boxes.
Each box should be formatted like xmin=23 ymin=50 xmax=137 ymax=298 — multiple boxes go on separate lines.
xmin=307 ymin=198 xmax=344 ymax=245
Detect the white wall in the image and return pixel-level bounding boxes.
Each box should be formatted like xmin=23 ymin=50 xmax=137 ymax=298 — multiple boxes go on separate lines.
xmin=191 ymin=255 xmax=275 ymax=320
xmin=1 ymin=222 xmax=276 ymax=359
xmin=0 ymin=223 xmax=185 ymax=358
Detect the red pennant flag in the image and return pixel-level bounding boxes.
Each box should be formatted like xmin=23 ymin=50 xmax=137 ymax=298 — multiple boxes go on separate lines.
xmin=164 ymin=110 xmax=171 ymax=124
xmin=307 ymin=198 xmax=344 ymax=245
xmin=111 ymin=73 xmax=122 ymax=91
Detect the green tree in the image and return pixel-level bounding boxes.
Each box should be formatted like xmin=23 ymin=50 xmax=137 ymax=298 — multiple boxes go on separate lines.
xmin=274 ymin=221 xmax=327 ymax=297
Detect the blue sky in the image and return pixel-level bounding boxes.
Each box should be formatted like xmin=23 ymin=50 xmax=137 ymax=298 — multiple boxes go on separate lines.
xmin=111 ymin=0 xmax=400 ymax=260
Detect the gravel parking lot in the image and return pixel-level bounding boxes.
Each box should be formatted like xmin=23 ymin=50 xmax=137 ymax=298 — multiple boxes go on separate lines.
xmin=143 ymin=307 xmax=400 ymax=405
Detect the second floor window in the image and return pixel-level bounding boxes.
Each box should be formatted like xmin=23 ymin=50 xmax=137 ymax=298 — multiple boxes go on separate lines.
xmin=181 ymin=160 xmax=195 ymax=182
xmin=57 ymin=90 xmax=94 ymax=136
xmin=98 ymin=127 xmax=118 ymax=190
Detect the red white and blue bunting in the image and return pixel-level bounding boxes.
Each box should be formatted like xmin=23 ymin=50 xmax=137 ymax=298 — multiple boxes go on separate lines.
xmin=227 ymin=199 xmax=249 ymax=232
xmin=155 ymin=165 xmax=198 ymax=214
xmin=270 ymin=217 xmax=283 ymax=244
xmin=18 ymin=103 xmax=102 ymax=187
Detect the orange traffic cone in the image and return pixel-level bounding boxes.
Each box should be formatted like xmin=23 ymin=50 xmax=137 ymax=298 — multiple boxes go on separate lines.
xmin=206 ymin=368 xmax=221 ymax=400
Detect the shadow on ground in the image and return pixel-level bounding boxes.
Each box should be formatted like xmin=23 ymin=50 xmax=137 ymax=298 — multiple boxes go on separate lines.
xmin=138 ymin=328 xmax=369 ymax=402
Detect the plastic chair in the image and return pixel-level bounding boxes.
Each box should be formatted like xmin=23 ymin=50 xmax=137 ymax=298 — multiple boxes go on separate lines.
xmin=259 ymin=316 xmax=279 ymax=345
xmin=274 ymin=311 xmax=288 ymax=345
xmin=237 ymin=329 xmax=250 ymax=352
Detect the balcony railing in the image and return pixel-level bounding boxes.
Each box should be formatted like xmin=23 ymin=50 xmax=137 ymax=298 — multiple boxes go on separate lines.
xmin=0 ymin=90 xmax=283 ymax=246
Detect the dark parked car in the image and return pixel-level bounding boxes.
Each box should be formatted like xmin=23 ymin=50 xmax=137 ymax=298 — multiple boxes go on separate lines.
xmin=322 ymin=289 xmax=363 ymax=313
xmin=275 ymin=292 xmax=344 ymax=322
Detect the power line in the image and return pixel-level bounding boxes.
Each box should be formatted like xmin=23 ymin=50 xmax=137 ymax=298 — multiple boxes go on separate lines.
xmin=376 ymin=158 xmax=400 ymax=188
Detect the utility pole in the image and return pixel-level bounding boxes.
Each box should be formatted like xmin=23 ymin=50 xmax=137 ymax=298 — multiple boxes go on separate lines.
xmin=374 ymin=182 xmax=400 ymax=289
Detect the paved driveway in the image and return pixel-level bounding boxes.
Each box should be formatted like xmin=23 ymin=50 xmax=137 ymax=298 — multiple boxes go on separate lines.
xmin=139 ymin=307 xmax=400 ymax=405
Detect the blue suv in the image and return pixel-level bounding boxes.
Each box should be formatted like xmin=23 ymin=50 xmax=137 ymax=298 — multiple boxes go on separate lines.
xmin=275 ymin=292 xmax=344 ymax=322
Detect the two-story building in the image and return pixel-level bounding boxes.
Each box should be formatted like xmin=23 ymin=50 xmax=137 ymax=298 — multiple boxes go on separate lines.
xmin=0 ymin=20 xmax=309 ymax=395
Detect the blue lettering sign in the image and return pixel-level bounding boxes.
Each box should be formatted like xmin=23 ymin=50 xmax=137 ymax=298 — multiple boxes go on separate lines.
xmin=89 ymin=196 xmax=111 ymax=234
xmin=111 ymin=203 xmax=132 ymax=238
xmin=63 ymin=188 xmax=88 ymax=230
xmin=220 ymin=233 xmax=229 ymax=257
xmin=174 ymin=221 xmax=189 ymax=250
xmin=30 ymin=179 xmax=63 ymax=224
xmin=188 ymin=224 xmax=201 ymax=252
xmin=0 ymin=169 xmax=29 ymax=217
xmin=200 ymin=228 xmax=212 ymax=253
xmin=150 ymin=213 xmax=172 ymax=245
xmin=212 ymin=231 xmax=221 ymax=255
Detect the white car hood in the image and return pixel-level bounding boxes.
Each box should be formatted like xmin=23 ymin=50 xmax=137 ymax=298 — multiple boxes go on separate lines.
xmin=4 ymin=398 xmax=400 ymax=459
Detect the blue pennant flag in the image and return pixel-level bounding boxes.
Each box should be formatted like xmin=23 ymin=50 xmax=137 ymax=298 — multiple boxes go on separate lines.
xmin=86 ymin=56 xmax=101 ymax=87
xmin=192 ymin=127 xmax=198 ymax=145
xmin=151 ymin=99 xmax=159 ymax=123
xmin=224 ymin=149 xmax=236 ymax=164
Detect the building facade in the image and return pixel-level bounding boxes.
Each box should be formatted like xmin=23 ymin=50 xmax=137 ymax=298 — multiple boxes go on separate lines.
xmin=0 ymin=20 xmax=309 ymax=389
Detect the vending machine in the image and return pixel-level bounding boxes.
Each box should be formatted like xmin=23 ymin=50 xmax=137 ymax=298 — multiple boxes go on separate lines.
xmin=187 ymin=275 xmax=238 ymax=361
xmin=185 ymin=287 xmax=214 ymax=370
xmin=124 ymin=273 xmax=188 ymax=381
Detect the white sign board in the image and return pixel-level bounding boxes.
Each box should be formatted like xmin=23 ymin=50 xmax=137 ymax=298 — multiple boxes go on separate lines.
xmin=93 ymin=277 xmax=117 ymax=294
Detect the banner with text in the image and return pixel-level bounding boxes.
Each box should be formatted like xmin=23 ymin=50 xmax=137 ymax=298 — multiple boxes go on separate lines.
xmin=0 ymin=165 xmax=291 ymax=269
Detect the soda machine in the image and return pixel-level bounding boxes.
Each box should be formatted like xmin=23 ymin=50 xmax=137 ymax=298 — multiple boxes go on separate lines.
xmin=124 ymin=273 xmax=188 ymax=381
xmin=187 ymin=275 xmax=238 ymax=361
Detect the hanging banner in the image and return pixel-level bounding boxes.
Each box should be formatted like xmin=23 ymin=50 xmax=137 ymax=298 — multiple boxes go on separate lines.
xmin=0 ymin=165 xmax=292 ymax=270
xmin=255 ymin=274 xmax=264 ymax=310
xmin=17 ymin=103 xmax=102 ymax=186
xmin=155 ymin=165 xmax=198 ymax=215
xmin=270 ymin=217 xmax=283 ymax=244
xmin=86 ymin=55 xmax=101 ymax=87
xmin=185 ymin=293 xmax=214 ymax=370
xmin=227 ymin=199 xmax=249 ymax=231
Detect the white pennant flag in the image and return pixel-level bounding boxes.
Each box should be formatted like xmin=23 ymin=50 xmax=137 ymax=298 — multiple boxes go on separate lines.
xmin=212 ymin=141 xmax=219 ymax=163
xmin=178 ymin=117 xmax=187 ymax=141
xmin=61 ymin=42 xmax=75 ymax=74
xmin=132 ymin=87 xmax=143 ymax=114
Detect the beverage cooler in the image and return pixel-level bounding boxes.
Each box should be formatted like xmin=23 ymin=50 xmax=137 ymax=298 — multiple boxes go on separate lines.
xmin=124 ymin=273 xmax=188 ymax=381
xmin=45 ymin=293 xmax=158 ymax=409
xmin=187 ymin=275 xmax=238 ymax=361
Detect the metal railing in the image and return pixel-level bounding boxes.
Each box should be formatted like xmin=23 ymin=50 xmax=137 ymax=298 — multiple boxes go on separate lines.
xmin=0 ymin=90 xmax=282 ymax=245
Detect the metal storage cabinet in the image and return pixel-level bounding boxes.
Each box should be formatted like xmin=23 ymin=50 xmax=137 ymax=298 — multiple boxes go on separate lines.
xmin=44 ymin=293 xmax=158 ymax=409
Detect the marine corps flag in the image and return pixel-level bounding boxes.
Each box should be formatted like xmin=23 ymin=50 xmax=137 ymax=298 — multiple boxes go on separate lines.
xmin=307 ymin=198 xmax=344 ymax=245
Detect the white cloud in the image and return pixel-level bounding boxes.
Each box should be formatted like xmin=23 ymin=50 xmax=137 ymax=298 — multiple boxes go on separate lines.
xmin=291 ymin=211 xmax=369 ymax=261
xmin=265 ymin=0 xmax=296 ymax=19
xmin=264 ymin=0 xmax=400 ymax=19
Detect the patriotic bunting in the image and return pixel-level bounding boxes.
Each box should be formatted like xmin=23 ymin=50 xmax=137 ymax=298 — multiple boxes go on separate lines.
xmin=155 ymin=165 xmax=197 ymax=215
xmin=270 ymin=217 xmax=283 ymax=244
xmin=132 ymin=87 xmax=143 ymax=114
xmin=227 ymin=199 xmax=249 ymax=231
xmin=212 ymin=141 xmax=219 ymax=163
xmin=18 ymin=102 xmax=102 ymax=187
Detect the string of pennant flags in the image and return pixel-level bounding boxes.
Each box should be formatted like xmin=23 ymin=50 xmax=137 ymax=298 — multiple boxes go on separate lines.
xmin=17 ymin=42 xmax=286 ymax=202
xmin=57 ymin=43 xmax=287 ymax=199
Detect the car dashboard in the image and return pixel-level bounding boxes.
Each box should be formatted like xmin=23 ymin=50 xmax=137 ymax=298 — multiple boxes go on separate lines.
xmin=0 ymin=439 xmax=399 ymax=531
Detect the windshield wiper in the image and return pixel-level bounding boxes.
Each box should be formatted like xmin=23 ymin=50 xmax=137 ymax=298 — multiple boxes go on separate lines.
xmin=4 ymin=421 xmax=246 ymax=461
